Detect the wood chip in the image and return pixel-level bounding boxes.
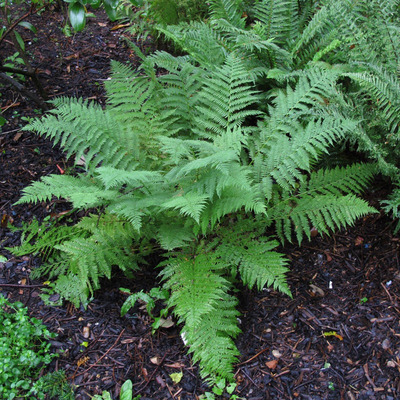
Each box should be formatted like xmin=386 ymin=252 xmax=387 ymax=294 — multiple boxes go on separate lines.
xmin=266 ymin=359 xmax=278 ymax=370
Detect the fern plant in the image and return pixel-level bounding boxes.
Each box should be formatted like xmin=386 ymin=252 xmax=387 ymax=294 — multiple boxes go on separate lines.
xmin=155 ymin=0 xmax=400 ymax=227
xmin=14 ymin=2 xmax=379 ymax=384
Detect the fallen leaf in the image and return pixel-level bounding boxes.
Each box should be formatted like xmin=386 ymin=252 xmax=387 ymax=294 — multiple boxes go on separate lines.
xmin=141 ymin=367 xmax=148 ymax=380
xmin=1 ymin=214 xmax=14 ymax=228
xmin=158 ymin=317 xmax=175 ymax=329
xmin=13 ymin=131 xmax=23 ymax=141
xmin=64 ymin=53 xmax=79 ymax=60
xmin=121 ymin=338 xmax=137 ymax=344
xmin=355 ymin=236 xmax=364 ymax=246
xmin=324 ymin=251 xmax=332 ymax=262
xmin=382 ymin=338 xmax=391 ymax=350
xmin=111 ymin=23 xmax=130 ymax=31
xmin=310 ymin=284 xmax=325 ymax=297
xmin=323 ymin=331 xmax=343 ymax=340
xmin=98 ymin=22 xmax=107 ymax=27
xmin=75 ymin=155 xmax=86 ymax=166
xmin=150 ymin=356 xmax=162 ymax=365
xmin=266 ymin=359 xmax=278 ymax=370
xmin=82 ymin=326 xmax=90 ymax=338
xmin=170 ymin=372 xmax=183 ymax=384
xmin=77 ymin=355 xmax=89 ymax=367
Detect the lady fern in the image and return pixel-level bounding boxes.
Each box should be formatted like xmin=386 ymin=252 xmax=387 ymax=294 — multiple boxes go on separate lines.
xmin=13 ymin=1 xmax=382 ymax=384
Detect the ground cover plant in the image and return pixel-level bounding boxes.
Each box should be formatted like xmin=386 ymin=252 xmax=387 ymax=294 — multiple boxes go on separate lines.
xmin=11 ymin=0 xmax=385 ymax=387
xmin=0 ymin=295 xmax=57 ymax=399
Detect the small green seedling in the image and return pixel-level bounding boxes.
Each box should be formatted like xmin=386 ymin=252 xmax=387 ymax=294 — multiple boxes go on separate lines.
xmin=92 ymin=379 xmax=140 ymax=400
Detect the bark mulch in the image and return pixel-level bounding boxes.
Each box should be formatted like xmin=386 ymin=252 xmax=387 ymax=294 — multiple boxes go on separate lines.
xmin=1 ymin=8 xmax=400 ymax=400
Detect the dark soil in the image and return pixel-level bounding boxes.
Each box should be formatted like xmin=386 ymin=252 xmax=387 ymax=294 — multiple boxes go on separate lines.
xmin=1 ymin=8 xmax=400 ymax=400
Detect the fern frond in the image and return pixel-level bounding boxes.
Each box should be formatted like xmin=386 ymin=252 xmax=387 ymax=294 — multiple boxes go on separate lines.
xmin=270 ymin=163 xmax=378 ymax=243
xmin=23 ymin=98 xmax=137 ymax=170
xmin=38 ymin=214 xmax=143 ymax=305
xmin=267 ymin=67 xmax=338 ymax=122
xmin=15 ymin=174 xmax=117 ymax=209
xmin=209 ymin=0 xmax=246 ymax=28
xmin=195 ymin=54 xmax=262 ymax=137
xmin=161 ymin=192 xmax=209 ymax=223
xmin=9 ymin=218 xmax=82 ymax=261
xmin=302 ymin=163 xmax=377 ymax=197
xmin=96 ymin=166 xmax=162 ymax=189
xmin=161 ymin=252 xmax=240 ymax=381
xmin=52 ymin=274 xmax=90 ymax=307
xmin=157 ymin=222 xmax=195 ymax=250
xmin=200 ymin=186 xmax=266 ymax=232
xmin=184 ymin=292 xmax=240 ymax=381
xmin=382 ymin=185 xmax=400 ymax=233
xmin=216 ymin=226 xmax=291 ymax=295
xmin=161 ymin=253 xmax=230 ymax=327
xmin=157 ymin=21 xmax=229 ymax=69
xmin=253 ymin=0 xmax=300 ymax=46
xmin=35 ymin=371 xmax=75 ymax=400
xmin=211 ymin=18 xmax=291 ymax=71
xmin=157 ymin=65 xmax=206 ymax=134
xmin=345 ymin=64 xmax=400 ymax=134
xmin=146 ymin=50 xmax=192 ymax=73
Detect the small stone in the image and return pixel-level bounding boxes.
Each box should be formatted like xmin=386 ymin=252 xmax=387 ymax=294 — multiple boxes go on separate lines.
xmin=382 ymin=338 xmax=391 ymax=350
xmin=272 ymin=349 xmax=282 ymax=358
xmin=387 ymin=360 xmax=396 ymax=368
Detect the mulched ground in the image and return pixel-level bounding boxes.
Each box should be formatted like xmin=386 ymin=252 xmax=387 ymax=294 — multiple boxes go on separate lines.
xmin=1 ymin=8 xmax=400 ymax=400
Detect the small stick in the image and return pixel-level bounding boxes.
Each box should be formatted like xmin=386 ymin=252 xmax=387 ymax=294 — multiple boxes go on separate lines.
xmin=132 ymin=352 xmax=168 ymax=397
xmin=0 ymin=283 xmax=46 ymax=288
xmin=236 ymin=348 xmax=269 ymax=366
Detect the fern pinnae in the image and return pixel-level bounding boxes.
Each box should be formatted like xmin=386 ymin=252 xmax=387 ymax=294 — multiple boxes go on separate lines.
xmin=160 ymin=251 xmax=241 ymax=380
xmin=195 ymin=54 xmax=262 ymax=137
xmin=270 ymin=163 xmax=378 ymax=243
xmin=161 ymin=253 xmax=230 ymax=327
xmin=345 ymin=64 xmax=400 ymax=134
xmin=253 ymin=0 xmax=300 ymax=46
xmin=209 ymin=0 xmax=246 ymax=29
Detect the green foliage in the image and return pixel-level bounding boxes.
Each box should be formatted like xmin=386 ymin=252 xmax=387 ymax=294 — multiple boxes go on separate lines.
xmin=92 ymin=379 xmax=140 ymax=400
xmin=200 ymin=377 xmax=242 ymax=399
xmin=140 ymin=0 xmax=209 ymax=24
xmin=67 ymin=0 xmax=121 ymax=32
xmin=382 ymin=187 xmax=400 ymax=234
xmin=0 ymin=295 xmax=58 ymax=400
xmin=34 ymin=371 xmax=76 ymax=400
xmin=121 ymin=0 xmax=209 ymax=43
xmin=14 ymin=0 xmax=382 ymax=383
xmin=121 ymin=287 xmax=170 ymax=332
